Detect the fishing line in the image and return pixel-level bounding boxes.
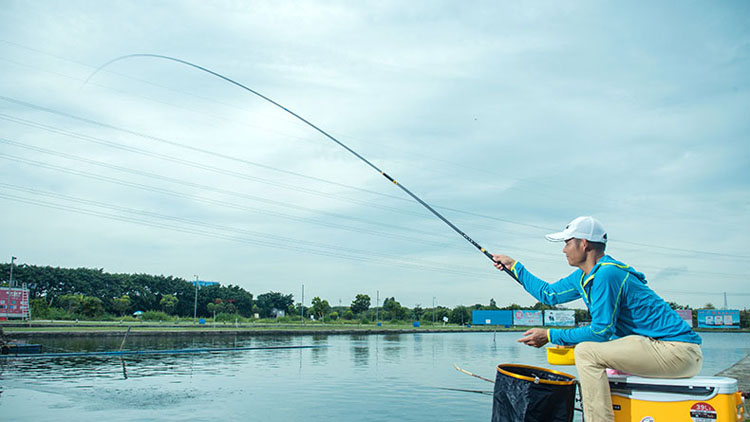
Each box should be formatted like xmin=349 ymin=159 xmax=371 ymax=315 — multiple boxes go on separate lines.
xmin=85 ymin=54 xmax=519 ymax=282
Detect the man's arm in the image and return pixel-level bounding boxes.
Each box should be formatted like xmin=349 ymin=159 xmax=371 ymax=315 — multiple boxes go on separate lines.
xmin=493 ymin=255 xmax=581 ymax=306
xmin=548 ymin=267 xmax=625 ymax=345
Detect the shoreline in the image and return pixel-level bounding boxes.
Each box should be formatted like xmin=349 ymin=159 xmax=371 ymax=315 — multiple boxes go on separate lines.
xmin=3 ymin=322 xmax=749 ymax=338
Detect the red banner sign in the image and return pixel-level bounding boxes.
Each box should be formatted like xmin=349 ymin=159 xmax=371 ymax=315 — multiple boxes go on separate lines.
xmin=0 ymin=287 xmax=29 ymax=318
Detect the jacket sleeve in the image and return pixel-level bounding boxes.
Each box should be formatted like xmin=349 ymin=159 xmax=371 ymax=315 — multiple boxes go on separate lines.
xmin=548 ymin=267 xmax=628 ymax=346
xmin=511 ymin=262 xmax=581 ymax=306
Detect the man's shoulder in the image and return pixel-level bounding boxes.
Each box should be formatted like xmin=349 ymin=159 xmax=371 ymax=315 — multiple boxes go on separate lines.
xmin=593 ymin=261 xmax=631 ymax=281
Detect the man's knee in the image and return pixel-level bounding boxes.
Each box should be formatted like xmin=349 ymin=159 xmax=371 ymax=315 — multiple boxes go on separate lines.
xmin=574 ymin=341 xmax=611 ymax=371
xmin=574 ymin=341 xmax=596 ymax=361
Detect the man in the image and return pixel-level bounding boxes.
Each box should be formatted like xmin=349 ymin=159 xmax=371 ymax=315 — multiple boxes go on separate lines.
xmin=492 ymin=216 xmax=702 ymax=422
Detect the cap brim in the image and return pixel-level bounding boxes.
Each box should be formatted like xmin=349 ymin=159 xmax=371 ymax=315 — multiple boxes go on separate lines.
xmin=545 ymin=231 xmax=570 ymax=242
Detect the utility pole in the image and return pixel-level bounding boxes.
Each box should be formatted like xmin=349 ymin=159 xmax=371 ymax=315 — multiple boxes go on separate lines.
xmin=5 ymin=256 xmax=16 ymax=320
xmin=193 ymin=274 xmax=199 ymax=323
xmin=9 ymin=256 xmax=16 ymax=288
xmin=301 ymin=284 xmax=305 ymax=325
xmin=433 ymin=296 xmax=436 ymax=325
xmin=376 ymin=290 xmax=379 ymax=324
xmin=723 ymin=292 xmax=728 ymax=310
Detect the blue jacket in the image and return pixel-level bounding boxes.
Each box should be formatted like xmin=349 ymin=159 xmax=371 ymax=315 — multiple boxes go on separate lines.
xmin=510 ymin=255 xmax=701 ymax=346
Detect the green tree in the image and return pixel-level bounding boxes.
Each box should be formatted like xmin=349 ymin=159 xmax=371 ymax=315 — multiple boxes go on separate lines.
xmin=575 ymin=308 xmax=591 ymax=323
xmin=30 ymin=298 xmax=49 ymax=319
xmin=113 ymin=295 xmax=132 ymax=316
xmin=207 ymin=302 xmax=220 ymax=320
xmin=311 ymin=296 xmax=331 ymax=320
xmin=351 ymin=294 xmax=371 ymax=314
xmin=160 ymin=294 xmax=178 ymax=314
xmin=668 ymin=302 xmax=689 ymax=310
xmin=740 ymin=310 xmax=749 ymax=329
xmin=449 ymin=305 xmax=471 ymax=325
xmin=413 ymin=304 xmax=424 ymax=321
xmin=383 ymin=297 xmax=407 ymax=321
xmin=256 ymin=292 xmax=294 ymax=318
xmin=343 ymin=309 xmax=354 ymax=320
xmin=57 ymin=294 xmax=83 ymax=314
xmin=81 ymin=296 xmax=104 ymax=317
xmin=532 ymin=301 xmax=554 ymax=311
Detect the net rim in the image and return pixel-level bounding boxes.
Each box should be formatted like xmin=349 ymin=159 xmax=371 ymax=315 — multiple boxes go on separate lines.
xmin=496 ymin=363 xmax=577 ymax=386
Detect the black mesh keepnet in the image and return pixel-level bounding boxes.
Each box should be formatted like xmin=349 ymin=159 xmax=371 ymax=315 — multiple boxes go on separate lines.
xmin=491 ymin=364 xmax=577 ymax=422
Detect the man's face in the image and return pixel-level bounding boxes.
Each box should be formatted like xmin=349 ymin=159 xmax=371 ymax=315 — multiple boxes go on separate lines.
xmin=562 ymin=238 xmax=586 ymax=267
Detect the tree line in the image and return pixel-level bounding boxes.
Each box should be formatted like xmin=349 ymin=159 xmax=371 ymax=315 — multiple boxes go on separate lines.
xmin=1 ymin=263 xmax=746 ymax=327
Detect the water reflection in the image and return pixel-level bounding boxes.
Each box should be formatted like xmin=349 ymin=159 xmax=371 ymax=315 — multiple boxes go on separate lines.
xmin=382 ymin=334 xmax=403 ymax=362
xmin=0 ymin=332 xmax=746 ymax=422
xmin=350 ymin=335 xmax=370 ymax=367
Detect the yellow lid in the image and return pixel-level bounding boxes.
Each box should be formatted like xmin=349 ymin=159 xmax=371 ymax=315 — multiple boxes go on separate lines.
xmin=546 ymin=346 xmax=575 ymax=365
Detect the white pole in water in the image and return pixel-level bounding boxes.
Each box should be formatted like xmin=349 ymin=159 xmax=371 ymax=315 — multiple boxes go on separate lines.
xmin=301 ymin=284 xmax=305 ymax=325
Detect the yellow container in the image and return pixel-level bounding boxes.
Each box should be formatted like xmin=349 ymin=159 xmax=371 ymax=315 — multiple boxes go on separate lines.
xmin=546 ymin=346 xmax=576 ymax=365
xmin=608 ymin=375 xmax=744 ymax=422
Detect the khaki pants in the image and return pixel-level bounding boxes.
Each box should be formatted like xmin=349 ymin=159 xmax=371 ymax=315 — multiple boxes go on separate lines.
xmin=574 ymin=335 xmax=702 ymax=422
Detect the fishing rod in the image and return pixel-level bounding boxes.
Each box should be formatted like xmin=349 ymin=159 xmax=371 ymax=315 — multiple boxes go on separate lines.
xmin=453 ymin=363 xmax=494 ymax=383
xmin=84 ymin=54 xmax=519 ymax=282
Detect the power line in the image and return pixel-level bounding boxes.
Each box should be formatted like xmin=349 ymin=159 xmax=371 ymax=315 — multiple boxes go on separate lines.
xmin=0 ymin=136 xmax=453 ymax=241
xmin=1 ymin=45 xmax=747 ymax=259
xmin=0 ymin=189 xmax=493 ymax=279
xmin=0 ymin=152 xmax=457 ymax=248
xmin=3 ymin=103 xmax=747 ymax=261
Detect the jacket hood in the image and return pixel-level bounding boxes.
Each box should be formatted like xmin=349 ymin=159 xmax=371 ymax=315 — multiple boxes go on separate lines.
xmin=597 ymin=255 xmax=647 ymax=284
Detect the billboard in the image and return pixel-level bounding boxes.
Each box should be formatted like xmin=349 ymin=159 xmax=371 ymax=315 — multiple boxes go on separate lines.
xmin=0 ymin=287 xmax=30 ymax=318
xmin=676 ymin=309 xmax=693 ymax=327
xmin=192 ymin=280 xmax=220 ymax=287
xmin=513 ymin=310 xmax=543 ymax=326
xmin=697 ymin=310 xmax=740 ymax=329
xmin=544 ymin=310 xmax=576 ymax=327
xmin=472 ymin=310 xmax=513 ymax=326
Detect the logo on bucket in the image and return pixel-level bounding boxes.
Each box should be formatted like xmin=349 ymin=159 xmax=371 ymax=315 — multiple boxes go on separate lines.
xmin=639 ymin=417 xmax=654 ymax=422
xmin=690 ymin=402 xmax=717 ymax=422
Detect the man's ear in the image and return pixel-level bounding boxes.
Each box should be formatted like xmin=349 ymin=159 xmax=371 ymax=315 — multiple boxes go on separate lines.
xmin=580 ymin=239 xmax=590 ymax=251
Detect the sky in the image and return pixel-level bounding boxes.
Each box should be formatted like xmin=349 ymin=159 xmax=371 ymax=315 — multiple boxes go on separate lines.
xmin=1 ymin=1 xmax=748 ymax=310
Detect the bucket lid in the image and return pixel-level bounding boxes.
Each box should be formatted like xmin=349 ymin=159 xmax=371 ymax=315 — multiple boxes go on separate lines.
xmin=609 ymin=375 xmax=737 ymax=398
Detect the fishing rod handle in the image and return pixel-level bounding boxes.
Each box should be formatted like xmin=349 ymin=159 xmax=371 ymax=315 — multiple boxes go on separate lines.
xmin=483 ymin=250 xmax=521 ymax=283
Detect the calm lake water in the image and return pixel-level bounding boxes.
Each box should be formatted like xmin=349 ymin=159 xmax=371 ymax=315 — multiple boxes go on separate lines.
xmin=1 ymin=331 xmax=747 ymax=422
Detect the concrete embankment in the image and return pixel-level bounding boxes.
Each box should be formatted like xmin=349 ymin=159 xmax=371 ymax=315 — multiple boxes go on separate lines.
xmin=3 ymin=324 xmax=513 ymax=339
xmin=715 ymin=354 xmax=750 ymax=394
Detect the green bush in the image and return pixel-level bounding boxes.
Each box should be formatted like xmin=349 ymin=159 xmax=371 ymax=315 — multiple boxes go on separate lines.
xmin=141 ymin=311 xmax=172 ymax=321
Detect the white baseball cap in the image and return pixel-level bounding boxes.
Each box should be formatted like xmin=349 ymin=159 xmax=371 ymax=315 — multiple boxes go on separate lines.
xmin=545 ymin=216 xmax=608 ymax=243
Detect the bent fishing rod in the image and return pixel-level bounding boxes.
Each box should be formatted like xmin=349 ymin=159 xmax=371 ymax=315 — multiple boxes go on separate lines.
xmin=85 ymin=54 xmax=519 ymax=283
